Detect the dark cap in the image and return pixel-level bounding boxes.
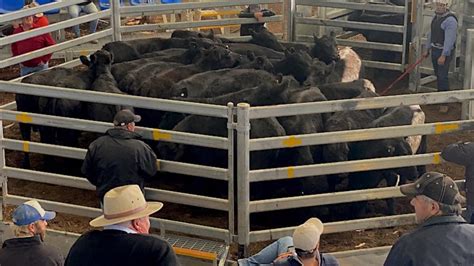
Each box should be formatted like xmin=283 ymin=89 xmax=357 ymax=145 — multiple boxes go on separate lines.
xmin=113 ymin=109 xmax=141 ymax=126
xmin=400 ymin=171 xmax=465 ymax=205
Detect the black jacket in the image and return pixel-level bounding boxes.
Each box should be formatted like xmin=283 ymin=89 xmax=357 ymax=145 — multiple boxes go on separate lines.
xmin=82 ymin=128 xmax=157 ymax=200
xmin=65 ymin=230 xmax=179 ymax=266
xmin=0 ymin=235 xmax=64 ymax=266
xmin=384 ymin=215 xmax=474 ymax=266
xmin=441 ymin=142 xmax=474 ymax=206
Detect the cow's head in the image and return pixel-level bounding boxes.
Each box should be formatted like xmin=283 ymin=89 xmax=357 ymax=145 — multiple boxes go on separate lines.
xmin=312 ymin=31 xmax=340 ymax=64
xmin=304 ymin=59 xmax=336 ymax=86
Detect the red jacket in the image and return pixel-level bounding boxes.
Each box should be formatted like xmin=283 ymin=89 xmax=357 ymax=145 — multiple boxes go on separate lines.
xmin=11 ymin=26 xmax=55 ymax=67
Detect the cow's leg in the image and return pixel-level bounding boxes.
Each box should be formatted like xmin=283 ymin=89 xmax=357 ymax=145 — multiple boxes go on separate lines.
xmin=327 ymin=174 xmax=342 ymax=192
xmin=416 ymin=135 xmax=428 ymax=175
xmin=39 ymin=126 xmax=56 ymax=171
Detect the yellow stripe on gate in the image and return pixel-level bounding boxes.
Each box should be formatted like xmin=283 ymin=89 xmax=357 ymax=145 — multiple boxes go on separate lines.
xmin=173 ymin=247 xmax=217 ymax=261
xmin=156 ymin=160 xmax=160 ymax=171
xmin=16 ymin=113 xmax=33 ymax=123
xmin=152 ymin=129 xmax=172 ymax=141
xmin=433 ymin=153 xmax=442 ymax=164
xmin=287 ymin=167 xmax=295 ymax=178
xmin=79 ymin=50 xmax=89 ymax=57
xmin=434 ymin=123 xmax=459 ymax=134
xmin=23 ymin=141 xmax=30 ymax=152
xmin=282 ymin=136 xmax=302 ymax=148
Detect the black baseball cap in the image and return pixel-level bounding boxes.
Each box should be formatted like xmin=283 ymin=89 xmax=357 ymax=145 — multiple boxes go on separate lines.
xmin=400 ymin=171 xmax=465 ymax=205
xmin=113 ymin=109 xmax=141 ymax=126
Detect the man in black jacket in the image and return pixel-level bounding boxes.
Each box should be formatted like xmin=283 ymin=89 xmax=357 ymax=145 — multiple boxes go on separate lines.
xmin=65 ymin=185 xmax=178 ymax=266
xmin=238 ymin=4 xmax=275 ymax=36
xmin=0 ymin=200 xmax=63 ymax=266
xmin=384 ymin=172 xmax=474 ymax=266
xmin=82 ymin=109 xmax=158 ymax=201
xmin=442 ymin=141 xmax=474 ymax=224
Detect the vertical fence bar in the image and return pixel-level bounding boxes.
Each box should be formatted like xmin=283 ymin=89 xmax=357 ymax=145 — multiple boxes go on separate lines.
xmin=0 ymin=116 xmax=6 ymax=223
xmin=465 ymin=29 xmax=474 ymax=119
xmin=111 ymin=0 xmax=122 ymax=41
xmin=409 ymin=0 xmax=424 ymax=92
xmin=227 ymin=103 xmax=235 ymax=240
xmin=287 ymin=0 xmax=296 ymax=42
xmin=236 ymin=103 xmax=250 ymax=257
xmin=400 ymin=0 xmax=410 ymax=71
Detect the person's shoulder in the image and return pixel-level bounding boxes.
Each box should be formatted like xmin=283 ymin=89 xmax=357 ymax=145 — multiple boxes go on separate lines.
xmin=321 ymin=253 xmax=339 ymax=266
xmin=126 ymin=234 xmax=170 ymax=246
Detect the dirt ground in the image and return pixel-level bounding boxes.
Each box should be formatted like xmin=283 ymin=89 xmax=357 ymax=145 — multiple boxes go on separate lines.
xmin=0 ymin=19 xmax=471 ymax=257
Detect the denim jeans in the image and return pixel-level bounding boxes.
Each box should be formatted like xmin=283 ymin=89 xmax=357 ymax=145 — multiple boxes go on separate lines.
xmin=68 ymin=3 xmax=99 ymax=37
xmin=20 ymin=62 xmax=48 ymax=76
xmin=238 ymin=236 xmax=293 ymax=266
xmin=431 ymin=47 xmax=453 ymax=92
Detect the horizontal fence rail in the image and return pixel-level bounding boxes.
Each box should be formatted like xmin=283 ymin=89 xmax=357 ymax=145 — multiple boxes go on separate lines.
xmin=2 ymin=167 xmax=228 ymax=211
xmin=296 ymin=0 xmax=405 ymax=14
xmin=3 ymin=195 xmax=230 ymax=242
xmin=250 ymin=120 xmax=474 ymax=151
xmin=0 ymin=81 xmax=229 ymax=118
xmin=0 ymin=0 xmax=85 ymax=24
xmin=2 ymin=139 xmax=228 ymax=181
xmin=249 ymin=90 xmax=474 ymax=119
xmin=0 ymin=110 xmax=228 ymax=149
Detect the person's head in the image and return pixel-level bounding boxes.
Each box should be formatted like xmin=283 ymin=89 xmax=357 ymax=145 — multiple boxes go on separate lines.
xmin=400 ymin=171 xmax=465 ymax=224
xmin=89 ymin=185 xmax=163 ymax=234
xmin=12 ymin=200 xmax=56 ymax=241
xmin=433 ymin=0 xmax=450 ymax=14
xmin=21 ymin=1 xmax=43 ymax=30
xmin=113 ymin=109 xmax=141 ymax=132
xmin=292 ymin=218 xmax=324 ymax=265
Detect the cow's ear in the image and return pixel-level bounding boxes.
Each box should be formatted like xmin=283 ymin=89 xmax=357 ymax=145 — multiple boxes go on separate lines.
xmin=313 ymin=33 xmax=319 ymax=42
xmin=90 ymin=53 xmax=97 ymax=64
xmin=107 ymin=52 xmax=114 ymax=64
xmin=246 ymin=50 xmax=256 ymax=61
xmin=80 ymin=55 xmax=90 ymax=66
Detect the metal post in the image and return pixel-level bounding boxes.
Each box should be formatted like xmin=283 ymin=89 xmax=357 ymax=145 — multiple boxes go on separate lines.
xmin=0 ymin=115 xmax=6 ymax=222
xmin=464 ymin=29 xmax=474 ymax=119
xmin=409 ymin=0 xmax=424 ymax=92
xmin=400 ymin=0 xmax=410 ymax=72
xmin=287 ymin=0 xmax=296 ymax=42
xmin=226 ymin=103 xmax=235 ymax=241
xmin=111 ymin=0 xmax=122 ymax=41
xmin=236 ymin=103 xmax=250 ymax=257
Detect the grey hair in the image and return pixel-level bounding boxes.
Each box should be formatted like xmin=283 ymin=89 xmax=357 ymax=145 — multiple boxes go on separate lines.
xmin=419 ymin=195 xmax=463 ymax=216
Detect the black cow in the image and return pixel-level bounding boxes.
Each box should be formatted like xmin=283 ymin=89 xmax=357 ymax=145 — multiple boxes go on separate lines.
xmin=226 ymin=43 xmax=285 ymax=59
xmin=317 ymin=79 xmax=376 ymax=100
xmin=248 ymin=28 xmax=285 ymax=52
xmin=274 ymin=48 xmax=313 ymax=84
xmin=80 ymin=50 xmax=132 ymax=122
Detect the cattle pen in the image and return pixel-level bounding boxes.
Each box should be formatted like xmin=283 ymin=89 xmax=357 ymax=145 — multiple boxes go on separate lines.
xmin=0 ymin=0 xmax=474 ymax=265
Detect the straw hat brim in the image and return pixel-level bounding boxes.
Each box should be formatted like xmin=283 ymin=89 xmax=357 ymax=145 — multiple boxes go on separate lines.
xmin=90 ymin=202 xmax=163 ymax=227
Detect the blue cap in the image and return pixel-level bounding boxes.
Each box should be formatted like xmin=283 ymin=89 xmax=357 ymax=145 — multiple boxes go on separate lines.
xmin=12 ymin=200 xmax=56 ymax=226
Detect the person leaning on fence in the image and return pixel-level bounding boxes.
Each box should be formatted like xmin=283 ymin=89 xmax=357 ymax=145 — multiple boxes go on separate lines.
xmin=65 ymin=185 xmax=179 ymax=266
xmin=384 ymin=172 xmax=474 ymax=266
xmin=238 ymin=4 xmax=275 ymax=36
xmin=441 ymin=141 xmax=474 ymax=224
xmin=68 ymin=1 xmax=99 ymax=44
xmin=422 ymin=0 xmax=457 ymax=112
xmin=82 ymin=109 xmax=158 ymax=202
xmin=238 ymin=218 xmax=339 ymax=266
xmin=0 ymin=200 xmax=64 ymax=266
xmin=11 ymin=4 xmax=56 ymax=76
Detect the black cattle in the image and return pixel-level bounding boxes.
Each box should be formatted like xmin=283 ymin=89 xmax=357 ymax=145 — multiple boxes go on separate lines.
xmin=248 ymin=28 xmax=285 ymax=52
xmin=172 ymin=69 xmax=281 ymax=99
xmin=157 ymin=116 xmax=286 ymax=199
xmin=346 ymin=9 xmax=411 ymax=63
xmin=280 ymin=42 xmax=311 ymax=53
xmin=171 ymin=30 xmax=221 ymax=43
xmin=273 ymin=48 xmax=313 ymax=84
xmin=80 ymin=50 xmax=132 ymax=122
xmin=310 ymin=31 xmax=340 ymax=64
xmin=226 ymin=43 xmax=285 ymax=59
xmin=317 ymin=79 xmax=376 ymax=100
xmin=19 ymin=66 xmax=94 ymax=168
xmin=236 ymin=51 xmax=274 ymax=73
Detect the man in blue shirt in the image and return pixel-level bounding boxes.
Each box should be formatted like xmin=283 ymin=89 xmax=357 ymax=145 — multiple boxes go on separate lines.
xmin=423 ymin=0 xmax=457 ymax=110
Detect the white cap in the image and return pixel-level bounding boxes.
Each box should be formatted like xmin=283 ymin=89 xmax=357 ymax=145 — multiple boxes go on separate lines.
xmin=433 ymin=0 xmax=451 ymax=5
xmin=292 ymin=218 xmax=324 ymax=251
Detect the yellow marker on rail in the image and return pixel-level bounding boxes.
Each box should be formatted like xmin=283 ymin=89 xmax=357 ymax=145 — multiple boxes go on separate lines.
xmin=434 ymin=123 xmax=459 ymax=134
xmin=79 ymin=50 xmax=89 ymax=57
xmin=152 ymin=129 xmax=172 ymax=141
xmin=282 ymin=136 xmax=302 ymax=148
xmin=173 ymin=247 xmax=217 ymax=261
xmin=16 ymin=112 xmax=33 ymax=123
xmin=23 ymin=141 xmax=30 ymax=152
xmin=433 ymin=153 xmax=442 ymax=164
xmin=156 ymin=160 xmax=160 ymax=171
xmin=287 ymin=167 xmax=295 ymax=178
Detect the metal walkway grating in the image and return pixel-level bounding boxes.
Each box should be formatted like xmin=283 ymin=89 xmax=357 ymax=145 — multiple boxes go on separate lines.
xmin=163 ymin=234 xmax=229 ymax=264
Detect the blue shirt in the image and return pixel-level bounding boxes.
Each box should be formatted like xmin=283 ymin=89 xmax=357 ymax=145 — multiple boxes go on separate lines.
xmin=425 ymin=14 xmax=457 ymax=56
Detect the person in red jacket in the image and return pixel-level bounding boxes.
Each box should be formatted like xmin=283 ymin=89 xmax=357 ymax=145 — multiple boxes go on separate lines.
xmin=11 ymin=14 xmax=55 ymax=76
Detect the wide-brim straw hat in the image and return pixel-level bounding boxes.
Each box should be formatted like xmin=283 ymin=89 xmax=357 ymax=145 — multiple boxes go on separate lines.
xmin=90 ymin=185 xmax=163 ymax=227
